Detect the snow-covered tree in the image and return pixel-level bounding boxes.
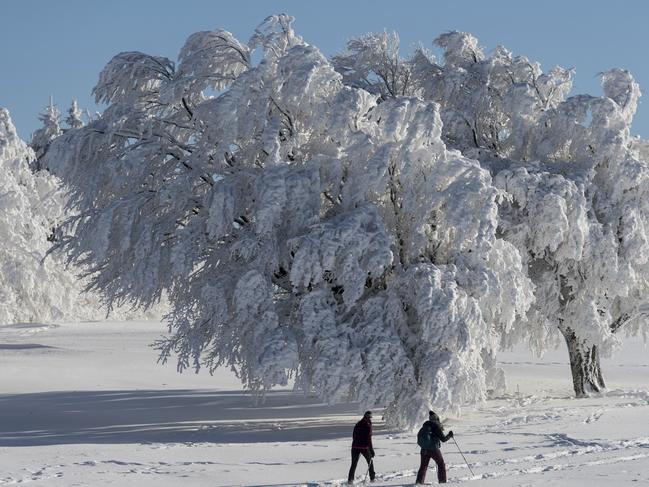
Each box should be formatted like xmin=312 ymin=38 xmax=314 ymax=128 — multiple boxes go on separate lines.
xmin=0 ymin=108 xmax=102 ymax=324
xmin=336 ymin=31 xmax=649 ymax=396
xmin=30 ymin=97 xmax=62 ymax=165
xmin=493 ymin=69 xmax=649 ymax=396
xmin=46 ymin=15 xmax=533 ymax=428
xmin=65 ymin=99 xmax=84 ymax=129
xmin=47 ymin=15 xmax=649 ymax=418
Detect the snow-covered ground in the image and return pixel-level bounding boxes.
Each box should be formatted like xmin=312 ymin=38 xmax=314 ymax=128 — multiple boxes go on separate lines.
xmin=0 ymin=320 xmax=647 ymax=486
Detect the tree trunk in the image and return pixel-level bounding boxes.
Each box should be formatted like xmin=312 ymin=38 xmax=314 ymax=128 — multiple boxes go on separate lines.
xmin=560 ymin=327 xmax=606 ymax=397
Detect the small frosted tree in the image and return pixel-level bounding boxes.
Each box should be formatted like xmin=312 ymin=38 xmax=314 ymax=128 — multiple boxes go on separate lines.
xmin=30 ymin=97 xmax=62 ymax=165
xmin=65 ymin=99 xmax=84 ymax=129
xmin=47 ymin=15 xmax=533 ymax=427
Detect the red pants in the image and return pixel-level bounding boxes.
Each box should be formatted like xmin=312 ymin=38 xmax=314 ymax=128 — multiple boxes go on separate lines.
xmin=416 ymin=448 xmax=446 ymax=484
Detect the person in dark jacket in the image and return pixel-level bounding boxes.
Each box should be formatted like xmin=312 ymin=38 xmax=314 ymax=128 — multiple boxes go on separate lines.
xmin=347 ymin=410 xmax=375 ymax=484
xmin=416 ymin=410 xmax=453 ymax=484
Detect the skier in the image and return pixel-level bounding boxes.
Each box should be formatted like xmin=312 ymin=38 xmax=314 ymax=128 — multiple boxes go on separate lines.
xmin=415 ymin=410 xmax=453 ymax=485
xmin=347 ymin=410 xmax=376 ymax=484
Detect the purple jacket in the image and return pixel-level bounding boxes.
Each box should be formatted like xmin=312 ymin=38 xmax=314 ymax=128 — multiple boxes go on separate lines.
xmin=351 ymin=417 xmax=373 ymax=450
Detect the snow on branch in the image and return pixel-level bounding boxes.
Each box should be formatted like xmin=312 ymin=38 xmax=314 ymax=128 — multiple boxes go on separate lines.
xmin=93 ymin=52 xmax=175 ymax=104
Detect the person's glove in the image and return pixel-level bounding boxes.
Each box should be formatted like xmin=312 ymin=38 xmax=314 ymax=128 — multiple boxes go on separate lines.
xmin=448 ymin=430 xmax=454 ymax=438
xmin=370 ymin=448 xmax=375 ymax=458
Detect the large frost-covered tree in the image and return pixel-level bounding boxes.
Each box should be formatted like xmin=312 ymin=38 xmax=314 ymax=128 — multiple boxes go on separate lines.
xmin=47 ymin=16 xmax=649 ymax=420
xmin=0 ymin=108 xmax=101 ymax=324
xmin=492 ymin=68 xmax=649 ymax=396
xmin=46 ymin=15 xmax=533 ymax=427
xmin=336 ymin=31 xmax=649 ymax=396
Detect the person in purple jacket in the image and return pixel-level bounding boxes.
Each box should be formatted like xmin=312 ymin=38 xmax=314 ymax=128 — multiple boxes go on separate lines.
xmin=347 ymin=410 xmax=376 ymax=484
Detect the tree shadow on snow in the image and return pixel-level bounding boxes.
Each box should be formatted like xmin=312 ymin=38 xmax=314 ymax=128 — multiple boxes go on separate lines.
xmin=0 ymin=389 xmax=362 ymax=446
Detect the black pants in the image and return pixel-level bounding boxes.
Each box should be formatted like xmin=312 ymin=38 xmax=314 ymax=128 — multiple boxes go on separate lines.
xmin=348 ymin=448 xmax=375 ymax=482
xmin=416 ymin=448 xmax=446 ymax=484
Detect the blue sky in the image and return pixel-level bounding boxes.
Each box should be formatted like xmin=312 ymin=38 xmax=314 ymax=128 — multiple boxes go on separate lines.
xmin=1 ymin=0 xmax=648 ymax=138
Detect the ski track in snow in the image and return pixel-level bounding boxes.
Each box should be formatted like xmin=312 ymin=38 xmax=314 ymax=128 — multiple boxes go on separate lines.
xmin=310 ymin=432 xmax=649 ymax=486
xmin=2 ymin=429 xmax=648 ymax=486
xmin=309 ymin=391 xmax=649 ymax=486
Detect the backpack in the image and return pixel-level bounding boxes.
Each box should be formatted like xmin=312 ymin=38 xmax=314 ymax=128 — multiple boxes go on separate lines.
xmin=417 ymin=423 xmax=432 ymax=449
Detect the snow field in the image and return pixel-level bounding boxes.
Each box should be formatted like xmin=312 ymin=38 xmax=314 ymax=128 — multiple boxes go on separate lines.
xmin=0 ymin=320 xmax=647 ymax=486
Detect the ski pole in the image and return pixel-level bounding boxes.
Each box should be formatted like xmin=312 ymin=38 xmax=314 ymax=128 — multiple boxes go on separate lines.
xmin=364 ymin=459 xmax=373 ymax=483
xmin=452 ymin=436 xmax=475 ymax=477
